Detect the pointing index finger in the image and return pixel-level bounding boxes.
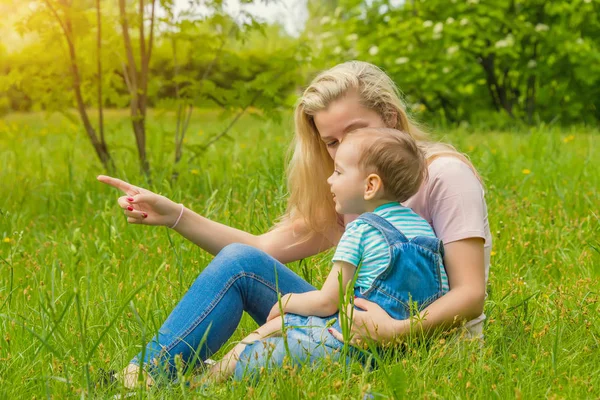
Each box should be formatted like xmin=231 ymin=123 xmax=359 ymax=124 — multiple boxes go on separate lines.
xmin=97 ymin=175 xmax=136 ymax=195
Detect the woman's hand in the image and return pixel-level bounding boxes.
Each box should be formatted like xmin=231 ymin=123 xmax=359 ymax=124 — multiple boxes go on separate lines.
xmin=328 ymin=297 xmax=404 ymax=345
xmin=97 ymin=175 xmax=181 ymax=227
xmin=266 ymin=305 xmax=281 ymax=322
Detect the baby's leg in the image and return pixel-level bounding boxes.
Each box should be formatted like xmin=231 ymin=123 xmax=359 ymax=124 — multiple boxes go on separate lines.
xmin=120 ymin=363 xmax=155 ymax=389
xmin=205 ymin=316 xmax=285 ymax=383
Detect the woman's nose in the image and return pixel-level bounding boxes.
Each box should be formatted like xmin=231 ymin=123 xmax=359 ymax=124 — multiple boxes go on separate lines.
xmin=327 ymin=172 xmax=337 ymax=185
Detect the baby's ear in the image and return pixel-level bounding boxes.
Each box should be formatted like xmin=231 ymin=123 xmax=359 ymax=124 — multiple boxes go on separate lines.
xmin=364 ymin=173 xmax=384 ymax=200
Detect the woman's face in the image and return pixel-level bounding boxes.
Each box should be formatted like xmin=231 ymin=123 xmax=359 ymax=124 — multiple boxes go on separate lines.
xmin=313 ymin=90 xmax=388 ymax=159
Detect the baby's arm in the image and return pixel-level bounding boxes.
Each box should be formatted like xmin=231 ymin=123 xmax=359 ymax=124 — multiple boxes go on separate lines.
xmin=274 ymin=261 xmax=356 ymax=318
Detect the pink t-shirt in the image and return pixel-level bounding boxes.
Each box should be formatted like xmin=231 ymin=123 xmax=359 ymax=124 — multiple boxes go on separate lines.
xmin=344 ymin=156 xmax=492 ymax=336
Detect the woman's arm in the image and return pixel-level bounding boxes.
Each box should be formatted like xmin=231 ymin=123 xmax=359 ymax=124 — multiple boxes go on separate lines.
xmin=174 ymin=207 xmax=340 ymax=264
xmin=330 ymin=237 xmax=485 ymax=343
xmin=408 ymin=238 xmax=485 ymax=329
xmin=98 ymin=175 xmax=341 ymax=264
xmin=267 ymin=261 xmax=355 ymax=319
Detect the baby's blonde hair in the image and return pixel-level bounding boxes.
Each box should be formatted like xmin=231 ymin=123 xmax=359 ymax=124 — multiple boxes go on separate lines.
xmin=281 ymin=60 xmax=479 ymax=239
xmin=348 ymin=128 xmax=427 ymax=203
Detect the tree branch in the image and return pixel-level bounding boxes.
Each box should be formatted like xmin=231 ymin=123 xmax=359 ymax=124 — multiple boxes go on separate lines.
xmin=118 ymin=0 xmax=138 ymax=98
xmin=96 ymin=0 xmax=105 ymax=145
xmin=42 ymin=0 xmax=73 ymax=50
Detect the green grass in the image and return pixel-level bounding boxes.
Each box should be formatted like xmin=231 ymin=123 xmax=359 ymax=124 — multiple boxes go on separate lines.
xmin=0 ymin=110 xmax=599 ymax=399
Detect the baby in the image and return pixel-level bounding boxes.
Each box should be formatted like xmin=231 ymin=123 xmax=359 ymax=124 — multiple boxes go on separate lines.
xmin=205 ymin=127 xmax=448 ymax=382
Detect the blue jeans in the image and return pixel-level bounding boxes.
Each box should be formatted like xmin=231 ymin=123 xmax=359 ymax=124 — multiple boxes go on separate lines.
xmin=133 ymin=212 xmax=445 ymax=382
xmin=233 ymin=212 xmax=447 ymax=381
xmin=131 ymin=243 xmax=316 ymax=379
xmin=233 ymin=313 xmax=350 ymax=381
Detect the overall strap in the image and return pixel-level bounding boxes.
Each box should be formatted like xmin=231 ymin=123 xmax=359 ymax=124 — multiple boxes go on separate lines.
xmin=356 ymin=212 xmax=409 ymax=247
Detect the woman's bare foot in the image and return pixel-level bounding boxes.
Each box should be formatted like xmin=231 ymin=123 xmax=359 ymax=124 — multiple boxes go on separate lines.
xmin=121 ymin=363 xmax=155 ymax=389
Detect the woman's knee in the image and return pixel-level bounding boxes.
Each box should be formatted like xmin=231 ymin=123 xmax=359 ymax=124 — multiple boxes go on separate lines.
xmin=218 ymin=243 xmax=263 ymax=259
xmin=214 ymin=243 xmax=275 ymax=274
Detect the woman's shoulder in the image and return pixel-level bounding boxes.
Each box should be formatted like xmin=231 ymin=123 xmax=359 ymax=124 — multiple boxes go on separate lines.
xmin=421 ymin=157 xmax=490 ymax=246
xmin=427 ymin=156 xmax=477 ymax=179
xmin=425 ymin=156 xmax=483 ymax=194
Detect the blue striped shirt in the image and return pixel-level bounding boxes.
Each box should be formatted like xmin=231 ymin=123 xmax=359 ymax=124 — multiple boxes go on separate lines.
xmin=332 ymin=202 xmax=449 ymax=291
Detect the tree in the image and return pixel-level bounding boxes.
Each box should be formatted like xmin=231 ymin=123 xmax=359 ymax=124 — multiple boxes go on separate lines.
xmin=153 ymin=6 xmax=307 ymax=178
xmin=96 ymin=0 xmax=105 ymax=152
xmin=308 ymin=0 xmax=600 ymax=125
xmin=118 ymin=0 xmax=156 ymax=177
xmin=41 ymin=0 xmax=113 ymax=170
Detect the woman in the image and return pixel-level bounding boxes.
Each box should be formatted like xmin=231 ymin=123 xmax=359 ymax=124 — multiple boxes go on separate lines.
xmin=98 ymin=61 xmax=491 ymax=387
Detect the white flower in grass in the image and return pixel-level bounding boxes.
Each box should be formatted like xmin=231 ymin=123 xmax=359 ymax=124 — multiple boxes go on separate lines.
xmin=369 ymin=46 xmax=379 ymax=56
xmin=446 ymin=17 xmax=455 ymax=24
xmin=384 ymin=15 xmax=391 ymax=23
xmin=346 ymin=33 xmax=358 ymax=41
xmin=535 ymin=24 xmax=549 ymax=32
xmin=333 ymin=46 xmax=342 ymax=55
xmin=467 ymin=0 xmax=479 ymax=4
xmin=379 ymin=4 xmax=388 ymax=14
xmin=443 ymin=67 xmax=451 ymax=74
xmin=460 ymin=18 xmax=469 ymax=26
xmin=320 ymin=16 xmax=331 ymax=25
xmin=576 ymin=37 xmax=584 ymax=45
xmin=395 ymin=57 xmax=409 ymax=65
xmin=423 ymin=20 xmax=433 ymax=28
xmin=447 ymin=45 xmax=459 ymax=55
xmin=433 ymin=22 xmax=444 ymax=34
xmin=495 ymin=34 xmax=514 ymax=48
xmin=527 ymin=60 xmax=537 ymax=68
xmin=320 ymin=32 xmax=333 ymax=40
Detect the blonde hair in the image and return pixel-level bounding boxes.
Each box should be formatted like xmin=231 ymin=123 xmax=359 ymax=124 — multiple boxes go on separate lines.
xmin=350 ymin=128 xmax=427 ymax=203
xmin=282 ymin=60 xmax=480 ymax=238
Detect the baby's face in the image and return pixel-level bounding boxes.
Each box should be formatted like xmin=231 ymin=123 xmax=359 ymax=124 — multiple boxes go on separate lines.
xmin=326 ymin=138 xmax=369 ymax=215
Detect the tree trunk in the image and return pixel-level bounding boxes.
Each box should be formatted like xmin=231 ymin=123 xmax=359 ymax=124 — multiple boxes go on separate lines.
xmin=436 ymin=92 xmax=457 ymax=123
xmin=525 ymin=41 xmax=538 ymax=125
xmin=118 ymin=0 xmax=153 ymax=178
xmin=44 ymin=0 xmax=113 ymax=171
xmin=96 ymin=0 xmax=105 ymax=146
xmin=479 ymin=52 xmax=514 ymax=118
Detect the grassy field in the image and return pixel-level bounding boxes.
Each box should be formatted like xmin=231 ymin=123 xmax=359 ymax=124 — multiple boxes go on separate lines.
xmin=0 ymin=110 xmax=598 ymax=399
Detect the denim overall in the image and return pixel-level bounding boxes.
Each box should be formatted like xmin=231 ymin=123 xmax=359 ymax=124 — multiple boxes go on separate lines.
xmin=234 ymin=212 xmax=447 ymax=380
